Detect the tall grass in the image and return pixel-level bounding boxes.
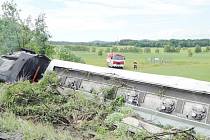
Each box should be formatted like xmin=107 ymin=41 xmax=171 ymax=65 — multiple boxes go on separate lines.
xmin=0 ymin=112 xmax=72 ymax=140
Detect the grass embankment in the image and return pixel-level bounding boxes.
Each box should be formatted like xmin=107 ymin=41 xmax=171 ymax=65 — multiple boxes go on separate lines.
xmin=0 ymin=112 xmax=71 ymax=140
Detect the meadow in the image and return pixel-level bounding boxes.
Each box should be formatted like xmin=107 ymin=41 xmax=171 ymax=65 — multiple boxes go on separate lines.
xmin=64 ymin=47 xmax=210 ymax=82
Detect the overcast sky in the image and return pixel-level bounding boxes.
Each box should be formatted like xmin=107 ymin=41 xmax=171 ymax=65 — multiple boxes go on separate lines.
xmin=3 ymin=0 xmax=210 ymax=41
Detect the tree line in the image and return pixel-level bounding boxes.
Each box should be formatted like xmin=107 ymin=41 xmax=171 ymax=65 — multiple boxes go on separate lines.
xmin=119 ymin=39 xmax=210 ymax=48
xmin=51 ymin=39 xmax=210 ymax=48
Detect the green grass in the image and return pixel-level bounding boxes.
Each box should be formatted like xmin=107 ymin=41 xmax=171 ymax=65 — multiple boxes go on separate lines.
xmin=68 ymin=47 xmax=210 ymax=82
xmin=0 ymin=112 xmax=72 ymax=140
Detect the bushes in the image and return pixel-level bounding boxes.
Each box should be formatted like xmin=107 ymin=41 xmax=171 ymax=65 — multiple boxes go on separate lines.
xmin=64 ymin=45 xmax=90 ymax=52
xmin=1 ymin=72 xmax=105 ymax=125
xmin=205 ymin=46 xmax=210 ymax=52
xmin=188 ymin=49 xmax=193 ymax=57
xmin=105 ymin=48 xmax=111 ymax=53
xmin=119 ymin=47 xmax=142 ymax=53
xmin=91 ymin=47 xmax=96 ymax=52
xmin=1 ymin=72 xmax=70 ymax=124
xmin=155 ymin=48 xmax=160 ymax=53
xmin=111 ymin=47 xmax=118 ymax=52
xmin=59 ymin=51 xmax=85 ymax=63
xmin=144 ymin=48 xmax=151 ymax=53
xmin=98 ymin=49 xmax=103 ymax=56
xmin=0 ymin=72 xmax=203 ymax=139
xmin=195 ymin=45 xmax=202 ymax=53
xmin=0 ymin=72 xmax=129 ymax=139
xmin=164 ymin=45 xmax=180 ymax=53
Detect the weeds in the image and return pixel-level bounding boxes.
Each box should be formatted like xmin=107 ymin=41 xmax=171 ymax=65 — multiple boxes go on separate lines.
xmin=0 ymin=112 xmax=72 ymax=140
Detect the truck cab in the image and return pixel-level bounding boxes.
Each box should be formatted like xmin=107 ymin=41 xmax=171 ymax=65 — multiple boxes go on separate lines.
xmin=106 ymin=53 xmax=125 ymax=69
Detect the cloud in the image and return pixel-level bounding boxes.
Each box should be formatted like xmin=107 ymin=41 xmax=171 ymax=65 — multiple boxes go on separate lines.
xmin=0 ymin=0 xmax=209 ymax=41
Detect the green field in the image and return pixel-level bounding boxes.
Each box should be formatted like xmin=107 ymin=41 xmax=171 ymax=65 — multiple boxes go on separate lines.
xmin=68 ymin=47 xmax=210 ymax=82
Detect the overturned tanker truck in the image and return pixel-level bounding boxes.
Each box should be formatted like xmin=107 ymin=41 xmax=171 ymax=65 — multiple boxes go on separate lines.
xmin=1 ymin=50 xmax=210 ymax=136
xmin=47 ymin=59 xmax=210 ymax=137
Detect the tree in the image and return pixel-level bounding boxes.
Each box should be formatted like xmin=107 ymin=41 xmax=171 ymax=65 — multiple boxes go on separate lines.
xmin=19 ymin=16 xmax=34 ymax=48
xmin=34 ymin=14 xmax=51 ymax=54
xmin=163 ymin=45 xmax=180 ymax=53
xmin=194 ymin=45 xmax=202 ymax=53
xmin=0 ymin=0 xmax=22 ymax=52
xmin=0 ymin=1 xmax=51 ymax=55
xmin=164 ymin=45 xmax=171 ymax=52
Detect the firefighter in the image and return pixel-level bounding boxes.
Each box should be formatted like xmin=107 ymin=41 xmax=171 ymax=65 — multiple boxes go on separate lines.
xmin=133 ymin=60 xmax=138 ymax=70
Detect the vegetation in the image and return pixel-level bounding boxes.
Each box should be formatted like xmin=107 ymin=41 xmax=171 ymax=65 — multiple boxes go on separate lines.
xmin=0 ymin=112 xmax=71 ymax=140
xmin=68 ymin=47 xmax=210 ymax=82
xmin=0 ymin=0 xmax=209 ymax=139
xmin=155 ymin=48 xmax=160 ymax=53
xmin=144 ymin=47 xmax=151 ymax=53
xmin=0 ymin=72 xmax=204 ymax=139
xmin=59 ymin=49 xmax=85 ymax=63
xmin=98 ymin=49 xmax=103 ymax=56
xmin=188 ymin=49 xmax=193 ymax=57
xmin=164 ymin=45 xmax=181 ymax=53
xmin=195 ymin=45 xmax=202 ymax=53
xmin=91 ymin=47 xmax=96 ymax=52
xmin=63 ymin=45 xmax=90 ymax=52
xmin=119 ymin=39 xmax=210 ymax=48
xmin=51 ymin=39 xmax=210 ymax=48
xmin=0 ymin=0 xmax=50 ymax=55
xmin=205 ymin=46 xmax=210 ymax=52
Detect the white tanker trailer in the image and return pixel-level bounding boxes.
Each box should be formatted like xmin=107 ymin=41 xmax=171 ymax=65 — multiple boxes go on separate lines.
xmin=47 ymin=59 xmax=210 ymax=137
xmin=2 ymin=50 xmax=210 ymax=136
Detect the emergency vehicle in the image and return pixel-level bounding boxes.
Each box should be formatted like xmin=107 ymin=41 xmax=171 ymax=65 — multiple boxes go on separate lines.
xmin=106 ymin=53 xmax=125 ymax=68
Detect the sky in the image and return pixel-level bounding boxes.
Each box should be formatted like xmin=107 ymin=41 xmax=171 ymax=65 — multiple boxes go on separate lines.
xmin=1 ymin=0 xmax=210 ymax=42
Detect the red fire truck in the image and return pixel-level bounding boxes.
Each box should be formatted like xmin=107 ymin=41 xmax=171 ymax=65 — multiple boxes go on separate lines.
xmin=106 ymin=53 xmax=125 ymax=68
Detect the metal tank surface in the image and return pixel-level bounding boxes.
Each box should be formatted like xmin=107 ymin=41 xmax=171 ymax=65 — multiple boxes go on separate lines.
xmin=47 ymin=59 xmax=210 ymax=137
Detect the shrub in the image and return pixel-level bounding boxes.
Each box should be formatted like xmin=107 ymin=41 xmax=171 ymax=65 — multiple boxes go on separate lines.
xmin=164 ymin=45 xmax=171 ymax=52
xmin=45 ymin=45 xmax=56 ymax=58
xmin=111 ymin=47 xmax=118 ymax=52
xmin=188 ymin=49 xmax=193 ymax=57
xmin=194 ymin=45 xmax=202 ymax=53
xmin=144 ymin=48 xmax=151 ymax=53
xmin=105 ymin=112 xmax=124 ymax=126
xmin=102 ymin=86 xmax=118 ymax=100
xmin=59 ymin=51 xmax=85 ymax=63
xmin=175 ymin=47 xmax=181 ymax=53
xmin=91 ymin=47 xmax=96 ymax=52
xmin=164 ymin=45 xmax=180 ymax=53
xmin=205 ymin=46 xmax=210 ymax=52
xmin=105 ymin=48 xmax=111 ymax=53
xmin=155 ymin=48 xmax=160 ymax=53
xmin=139 ymin=48 xmax=143 ymax=53
xmin=63 ymin=45 xmax=90 ymax=52
xmin=98 ymin=49 xmax=103 ymax=56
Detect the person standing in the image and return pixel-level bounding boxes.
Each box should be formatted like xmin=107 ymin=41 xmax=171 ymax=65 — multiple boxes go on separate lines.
xmin=133 ymin=60 xmax=138 ymax=70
